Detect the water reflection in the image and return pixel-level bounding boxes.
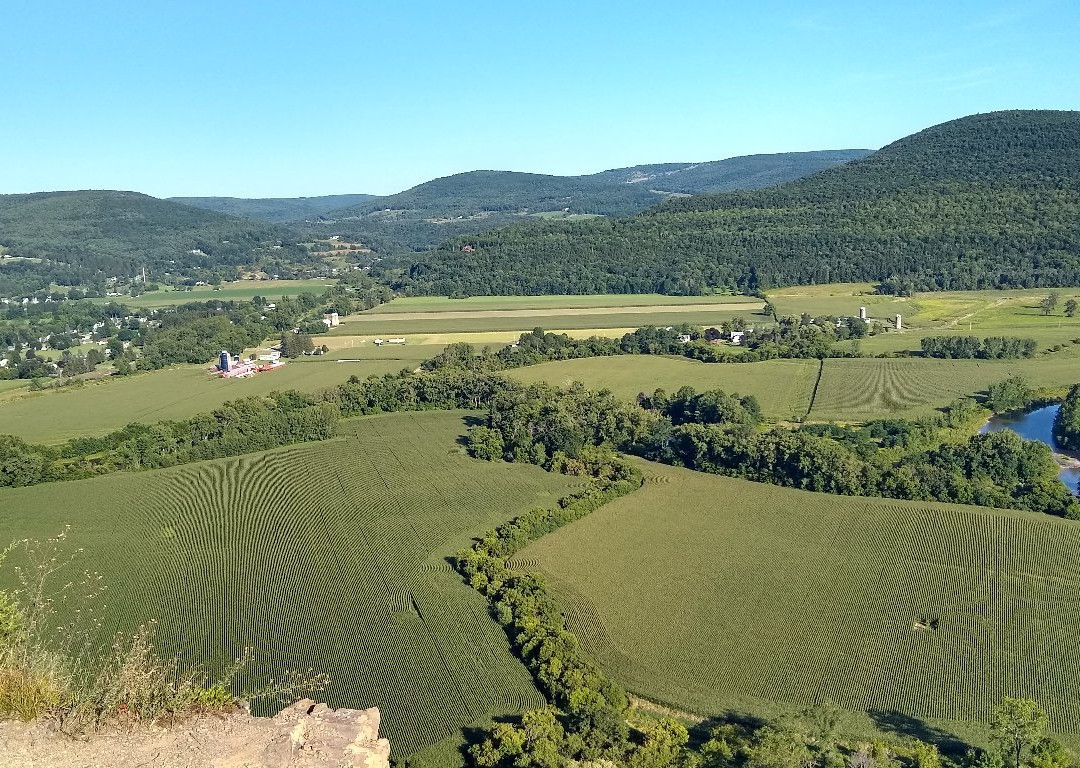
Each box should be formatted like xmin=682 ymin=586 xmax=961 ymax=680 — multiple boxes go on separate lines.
xmin=981 ymin=404 xmax=1080 ymax=494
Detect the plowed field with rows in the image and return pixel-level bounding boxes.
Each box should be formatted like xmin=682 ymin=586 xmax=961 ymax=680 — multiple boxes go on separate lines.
xmin=808 ymin=356 xmax=1080 ymax=421
xmin=0 ymin=412 xmax=577 ymax=757
xmin=519 ymin=459 xmax=1080 ymax=732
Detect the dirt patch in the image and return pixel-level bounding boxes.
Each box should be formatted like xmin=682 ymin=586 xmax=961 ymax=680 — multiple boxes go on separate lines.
xmin=0 ymin=699 xmax=390 ymax=768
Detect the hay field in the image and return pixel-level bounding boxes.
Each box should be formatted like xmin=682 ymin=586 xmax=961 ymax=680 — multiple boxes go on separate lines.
xmin=808 ymin=356 xmax=1080 ymax=421
xmin=330 ymin=307 xmax=766 ymax=337
xmin=0 ymin=359 xmax=420 ymax=444
xmin=508 ymin=356 xmax=819 ymax=421
xmin=519 ymin=459 xmax=1080 ymax=732
xmin=0 ymin=412 xmax=577 ymax=756
xmin=368 ymin=294 xmax=762 ymax=314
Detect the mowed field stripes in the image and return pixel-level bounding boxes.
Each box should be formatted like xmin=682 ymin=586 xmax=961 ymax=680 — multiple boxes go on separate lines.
xmin=520 ymin=460 xmax=1080 ymax=732
xmin=0 ymin=411 xmax=578 ymax=757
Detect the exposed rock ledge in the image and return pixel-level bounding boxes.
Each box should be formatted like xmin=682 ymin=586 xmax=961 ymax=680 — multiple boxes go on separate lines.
xmin=0 ymin=699 xmax=391 ymax=768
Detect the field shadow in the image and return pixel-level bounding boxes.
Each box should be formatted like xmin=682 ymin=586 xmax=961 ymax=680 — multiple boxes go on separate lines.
xmin=686 ymin=712 xmax=768 ymax=750
xmin=868 ymin=709 xmax=968 ymax=756
xmin=456 ymin=414 xmax=486 ymax=448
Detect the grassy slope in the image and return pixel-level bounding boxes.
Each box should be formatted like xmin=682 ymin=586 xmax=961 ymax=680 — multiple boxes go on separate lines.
xmin=519 ymin=458 xmax=1080 ymax=737
xmin=0 ymin=358 xmax=427 ymax=444
xmin=0 ymin=412 xmax=577 ymax=756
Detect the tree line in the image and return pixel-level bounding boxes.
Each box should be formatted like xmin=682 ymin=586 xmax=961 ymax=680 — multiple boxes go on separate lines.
xmin=1054 ymin=384 xmax=1080 ymax=452
xmin=468 ymin=383 xmax=1079 ymax=519
xmin=920 ymin=336 xmax=1037 ymax=359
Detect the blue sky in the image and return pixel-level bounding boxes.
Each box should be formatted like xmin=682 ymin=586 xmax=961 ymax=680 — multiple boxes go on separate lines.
xmin=1 ymin=0 xmax=1076 ymax=197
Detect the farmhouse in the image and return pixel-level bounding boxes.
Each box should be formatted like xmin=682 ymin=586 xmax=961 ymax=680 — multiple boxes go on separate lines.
xmin=215 ymin=349 xmax=284 ymax=378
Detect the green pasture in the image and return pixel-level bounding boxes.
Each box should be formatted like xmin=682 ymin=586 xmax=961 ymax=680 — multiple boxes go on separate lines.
xmin=0 ymin=412 xmax=576 ymax=756
xmin=0 ymin=378 xmax=28 ymax=393
xmin=509 ymin=356 xmax=819 ymax=421
xmin=520 ymin=458 xmax=1080 ymax=738
xmin=93 ymin=279 xmax=337 ymax=308
xmin=0 ymin=359 xmax=411 ymax=444
xmin=367 ymin=294 xmax=761 ymax=314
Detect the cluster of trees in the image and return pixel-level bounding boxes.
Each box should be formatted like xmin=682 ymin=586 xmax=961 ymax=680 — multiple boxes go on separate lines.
xmin=920 ymin=336 xmax=1037 ymax=359
xmin=1053 ymin=384 xmax=1080 ymax=452
xmin=640 ymin=392 xmax=1079 ymax=518
xmin=389 ymin=112 xmax=1080 ymax=296
xmin=466 ymin=381 xmax=1078 ymax=518
xmin=423 ymin=320 xmax=867 ymax=380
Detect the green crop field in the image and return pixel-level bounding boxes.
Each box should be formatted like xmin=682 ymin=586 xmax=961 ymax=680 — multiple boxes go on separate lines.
xmin=0 ymin=412 xmax=578 ymax=757
xmin=368 ymin=294 xmax=762 ymax=314
xmin=510 ymin=356 xmax=819 ymax=420
xmin=808 ymin=355 xmax=1080 ymax=421
xmin=519 ymin=459 xmax=1080 ymax=735
xmin=93 ymin=279 xmax=337 ymax=308
xmin=0 ymin=358 xmax=420 ymax=444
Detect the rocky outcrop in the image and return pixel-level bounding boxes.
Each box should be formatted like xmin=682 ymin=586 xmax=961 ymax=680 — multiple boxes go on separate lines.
xmin=0 ymin=699 xmax=391 ymax=768
xmin=262 ymin=699 xmax=391 ymax=768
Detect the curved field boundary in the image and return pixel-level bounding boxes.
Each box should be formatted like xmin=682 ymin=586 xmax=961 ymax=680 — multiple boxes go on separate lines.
xmin=0 ymin=411 xmax=577 ymax=757
xmin=520 ymin=459 xmax=1080 ymax=732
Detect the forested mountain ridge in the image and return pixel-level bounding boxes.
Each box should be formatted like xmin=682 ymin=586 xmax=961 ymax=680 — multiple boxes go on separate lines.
xmin=169 ymin=193 xmax=377 ymax=223
xmin=306 ymin=150 xmax=870 ymax=252
xmin=393 ymin=110 xmax=1080 ymax=296
xmin=0 ymin=190 xmax=309 ymax=294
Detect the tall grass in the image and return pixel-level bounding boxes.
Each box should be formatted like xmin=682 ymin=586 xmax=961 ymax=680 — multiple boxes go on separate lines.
xmin=0 ymin=530 xmax=327 ymax=733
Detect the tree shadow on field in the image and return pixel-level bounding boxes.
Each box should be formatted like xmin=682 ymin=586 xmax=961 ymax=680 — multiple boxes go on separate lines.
xmin=456 ymin=414 xmax=486 ymax=448
xmin=868 ymin=709 xmax=968 ymax=757
xmin=685 ymin=712 xmax=769 ymax=750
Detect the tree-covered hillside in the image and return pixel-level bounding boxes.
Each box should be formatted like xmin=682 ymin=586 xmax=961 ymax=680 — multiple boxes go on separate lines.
xmin=393 ymin=111 xmax=1080 ymax=295
xmin=308 ymin=151 xmax=870 ymax=252
xmin=169 ymin=194 xmax=377 ymax=223
xmin=0 ymin=191 xmax=308 ymax=291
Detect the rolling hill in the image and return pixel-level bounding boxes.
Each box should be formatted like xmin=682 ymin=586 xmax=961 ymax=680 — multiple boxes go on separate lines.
xmin=169 ymin=193 xmax=377 ymax=223
xmin=0 ymin=190 xmax=308 ymax=292
xmin=306 ymin=150 xmax=870 ymax=252
xmin=396 ymin=110 xmax=1080 ymax=295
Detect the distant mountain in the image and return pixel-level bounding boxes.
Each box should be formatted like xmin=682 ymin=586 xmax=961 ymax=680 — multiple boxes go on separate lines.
xmin=309 ymin=150 xmax=871 ymax=252
xmin=394 ymin=111 xmax=1080 ymax=295
xmin=0 ymin=190 xmax=306 ymax=293
xmin=169 ymin=194 xmax=377 ymax=223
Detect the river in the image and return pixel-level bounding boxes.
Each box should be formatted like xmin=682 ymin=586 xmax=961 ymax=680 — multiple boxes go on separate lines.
xmin=980 ymin=403 xmax=1080 ymax=494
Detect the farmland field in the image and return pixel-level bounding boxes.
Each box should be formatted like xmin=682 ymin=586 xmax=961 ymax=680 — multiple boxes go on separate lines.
xmin=519 ymin=459 xmax=1080 ymax=733
xmin=92 ymin=279 xmax=337 ymax=308
xmin=508 ymin=356 xmax=819 ymax=420
xmin=766 ymin=284 xmax=1080 ymax=356
xmin=808 ymin=355 xmax=1080 ymax=421
xmin=0 ymin=358 xmax=425 ymax=443
xmin=367 ymin=294 xmax=762 ymax=314
xmin=0 ymin=412 xmax=578 ymax=757
xmin=330 ymin=307 xmax=767 ymax=337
